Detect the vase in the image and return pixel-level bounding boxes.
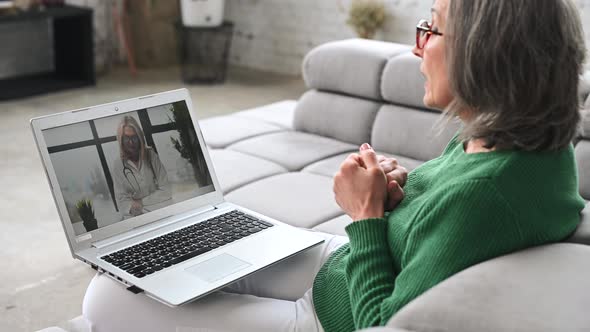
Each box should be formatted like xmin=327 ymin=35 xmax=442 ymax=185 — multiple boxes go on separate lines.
xmin=83 ymin=218 xmax=98 ymax=232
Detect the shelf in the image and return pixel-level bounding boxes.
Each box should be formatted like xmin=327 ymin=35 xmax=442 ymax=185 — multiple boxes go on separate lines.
xmin=0 ymin=6 xmax=91 ymax=23
xmin=0 ymin=72 xmax=93 ymax=101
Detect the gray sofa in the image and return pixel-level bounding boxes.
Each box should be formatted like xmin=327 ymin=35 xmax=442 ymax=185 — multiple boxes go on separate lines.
xmin=199 ymin=39 xmax=590 ymax=331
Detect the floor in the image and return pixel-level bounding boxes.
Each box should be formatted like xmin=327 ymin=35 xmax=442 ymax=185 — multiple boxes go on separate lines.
xmin=0 ymin=66 xmax=306 ymax=332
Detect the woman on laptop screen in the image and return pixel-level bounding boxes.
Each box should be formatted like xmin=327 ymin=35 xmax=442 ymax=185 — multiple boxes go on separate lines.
xmin=112 ymin=115 xmax=172 ymax=219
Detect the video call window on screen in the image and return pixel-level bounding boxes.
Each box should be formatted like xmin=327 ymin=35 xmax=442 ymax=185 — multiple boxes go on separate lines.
xmin=42 ymin=101 xmax=214 ymax=236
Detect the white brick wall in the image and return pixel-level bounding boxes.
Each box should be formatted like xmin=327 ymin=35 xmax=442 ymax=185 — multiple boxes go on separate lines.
xmin=8 ymin=0 xmax=586 ymax=77
xmin=225 ymin=0 xmax=590 ymax=75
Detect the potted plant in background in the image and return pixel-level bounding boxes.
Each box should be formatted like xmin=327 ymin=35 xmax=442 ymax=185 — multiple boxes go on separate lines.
xmin=169 ymin=102 xmax=213 ymax=187
xmin=76 ymin=199 xmax=98 ymax=232
xmin=346 ymin=0 xmax=387 ymax=39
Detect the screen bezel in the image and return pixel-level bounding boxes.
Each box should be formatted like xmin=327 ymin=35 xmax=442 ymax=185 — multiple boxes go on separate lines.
xmin=30 ymin=89 xmax=224 ymax=254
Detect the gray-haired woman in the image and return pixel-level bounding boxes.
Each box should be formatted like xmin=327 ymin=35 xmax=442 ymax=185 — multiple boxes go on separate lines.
xmin=83 ymin=0 xmax=587 ymax=331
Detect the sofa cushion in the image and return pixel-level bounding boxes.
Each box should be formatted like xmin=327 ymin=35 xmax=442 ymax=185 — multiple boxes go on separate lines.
xmin=575 ymin=140 xmax=590 ymax=200
xmin=234 ymin=100 xmax=296 ymax=129
xmin=386 ymin=243 xmax=590 ymax=332
xmin=302 ymin=39 xmax=411 ymax=100
xmin=371 ymin=105 xmax=460 ymax=161
xmin=565 ymin=203 xmax=590 ymax=245
xmin=209 ymin=149 xmax=287 ymax=193
xmin=312 ymin=215 xmax=352 ymax=236
xmin=303 ymin=152 xmax=424 ymax=178
xmin=200 ymin=116 xmax=283 ymax=149
xmin=225 ymin=173 xmax=343 ymax=229
xmin=293 ymin=90 xmax=381 ymax=145
xmin=381 ymin=52 xmax=432 ymax=111
xmin=228 ymin=132 xmax=357 ymax=171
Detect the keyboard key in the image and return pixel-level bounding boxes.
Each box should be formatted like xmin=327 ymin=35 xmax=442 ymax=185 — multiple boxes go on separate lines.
xmin=128 ymin=265 xmax=147 ymax=274
xmin=258 ymin=220 xmax=274 ymax=227
xmin=120 ymin=262 xmax=135 ymax=270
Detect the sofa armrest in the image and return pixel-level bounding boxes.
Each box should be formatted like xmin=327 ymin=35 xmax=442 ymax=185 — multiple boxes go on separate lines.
xmin=382 ymin=243 xmax=590 ymax=332
xmin=357 ymin=328 xmax=414 ymax=332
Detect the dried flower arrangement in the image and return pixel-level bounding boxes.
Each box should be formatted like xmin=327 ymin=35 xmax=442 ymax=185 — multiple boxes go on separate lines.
xmin=346 ymin=0 xmax=387 ymax=39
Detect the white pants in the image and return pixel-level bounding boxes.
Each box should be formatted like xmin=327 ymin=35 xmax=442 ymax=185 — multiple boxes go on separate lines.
xmin=83 ymin=231 xmax=349 ymax=332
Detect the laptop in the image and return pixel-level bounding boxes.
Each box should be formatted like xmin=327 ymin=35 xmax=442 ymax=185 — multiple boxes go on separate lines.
xmin=30 ymin=88 xmax=324 ymax=306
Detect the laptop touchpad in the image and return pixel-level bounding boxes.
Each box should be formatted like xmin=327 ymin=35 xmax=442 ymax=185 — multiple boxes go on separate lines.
xmin=185 ymin=253 xmax=251 ymax=283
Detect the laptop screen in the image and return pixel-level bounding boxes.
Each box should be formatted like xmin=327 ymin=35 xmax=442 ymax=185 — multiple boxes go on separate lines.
xmin=41 ymin=100 xmax=214 ymax=236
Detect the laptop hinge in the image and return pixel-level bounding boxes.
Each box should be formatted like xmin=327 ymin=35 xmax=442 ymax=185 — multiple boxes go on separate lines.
xmin=92 ymin=205 xmax=216 ymax=249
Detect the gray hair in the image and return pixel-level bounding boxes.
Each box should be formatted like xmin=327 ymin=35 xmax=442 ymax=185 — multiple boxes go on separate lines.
xmin=445 ymin=0 xmax=587 ymax=151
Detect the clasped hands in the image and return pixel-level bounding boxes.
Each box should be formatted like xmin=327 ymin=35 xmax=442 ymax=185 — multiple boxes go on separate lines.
xmin=333 ymin=143 xmax=407 ymax=221
xmin=130 ymin=199 xmax=143 ymax=216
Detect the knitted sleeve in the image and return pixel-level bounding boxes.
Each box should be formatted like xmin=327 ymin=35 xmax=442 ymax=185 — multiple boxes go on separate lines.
xmin=344 ymin=179 xmax=523 ymax=329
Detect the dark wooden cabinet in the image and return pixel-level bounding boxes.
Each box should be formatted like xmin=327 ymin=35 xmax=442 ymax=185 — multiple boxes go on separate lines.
xmin=0 ymin=5 xmax=95 ymax=100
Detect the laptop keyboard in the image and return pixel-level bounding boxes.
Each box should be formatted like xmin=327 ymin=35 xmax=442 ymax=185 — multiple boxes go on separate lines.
xmin=100 ymin=210 xmax=274 ymax=278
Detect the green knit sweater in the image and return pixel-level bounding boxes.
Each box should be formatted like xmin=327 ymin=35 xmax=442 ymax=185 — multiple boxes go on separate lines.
xmin=312 ymin=135 xmax=584 ymax=332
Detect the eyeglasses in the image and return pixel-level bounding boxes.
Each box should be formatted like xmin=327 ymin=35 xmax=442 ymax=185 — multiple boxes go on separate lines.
xmin=122 ymin=135 xmax=140 ymax=145
xmin=416 ymin=19 xmax=444 ymax=50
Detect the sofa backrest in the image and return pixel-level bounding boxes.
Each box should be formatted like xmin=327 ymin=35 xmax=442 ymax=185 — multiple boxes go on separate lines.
xmin=294 ymin=39 xmax=410 ymax=145
xmin=301 ymin=39 xmax=411 ymax=101
xmin=294 ymin=38 xmax=459 ymax=160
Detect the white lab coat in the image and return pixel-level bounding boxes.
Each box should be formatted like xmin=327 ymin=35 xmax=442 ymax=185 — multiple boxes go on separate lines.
xmin=112 ymin=147 xmax=172 ymax=220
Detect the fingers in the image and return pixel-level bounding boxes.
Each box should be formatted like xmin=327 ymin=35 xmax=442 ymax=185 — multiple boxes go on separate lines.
xmin=388 ymin=181 xmax=404 ymax=201
xmin=347 ymin=153 xmax=362 ymax=163
xmin=385 ymin=180 xmax=405 ymax=211
xmin=339 ymin=153 xmax=362 ymax=174
xmin=379 ymin=158 xmax=398 ymax=173
xmin=385 ymin=166 xmax=408 ymax=187
xmin=359 ymin=143 xmax=379 ymax=168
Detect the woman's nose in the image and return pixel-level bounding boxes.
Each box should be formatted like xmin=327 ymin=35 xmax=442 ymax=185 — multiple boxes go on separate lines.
xmin=413 ymin=45 xmax=423 ymax=58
